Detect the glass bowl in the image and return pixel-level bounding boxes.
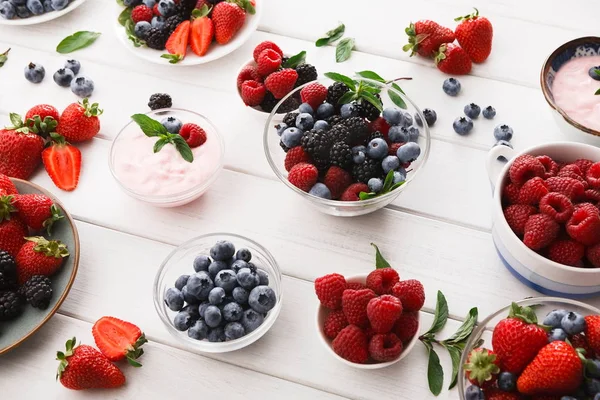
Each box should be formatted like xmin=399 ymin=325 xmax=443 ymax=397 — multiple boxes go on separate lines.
xmin=458 ymin=297 xmax=600 ymax=398
xmin=263 ymin=76 xmax=431 ymax=217
xmin=153 ymin=233 xmax=283 ymax=353
xmin=109 ymin=108 xmax=225 ymax=207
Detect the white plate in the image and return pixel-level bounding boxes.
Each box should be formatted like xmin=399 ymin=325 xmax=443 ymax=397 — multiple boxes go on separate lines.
xmin=114 ymin=0 xmax=263 ymax=66
xmin=0 ymin=0 xmax=87 ymax=26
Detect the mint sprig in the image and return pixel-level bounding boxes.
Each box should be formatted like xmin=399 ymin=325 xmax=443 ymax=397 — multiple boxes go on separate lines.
xmin=356 ymin=70 xmax=410 ymax=109
xmin=359 ymin=170 xmax=406 ymax=200
xmin=0 ymin=48 xmax=10 ymax=68
xmin=315 ymin=23 xmax=345 ymax=47
xmin=130 ymin=114 xmax=194 ymax=163
xmin=335 ymin=37 xmax=355 ymax=63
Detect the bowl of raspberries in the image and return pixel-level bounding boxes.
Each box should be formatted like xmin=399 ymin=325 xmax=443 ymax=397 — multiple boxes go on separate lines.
xmin=236 ymin=40 xmax=319 ymax=114
xmin=263 ymin=74 xmax=431 ymax=217
xmin=488 ymin=141 xmax=600 ymax=298
xmin=314 ymin=245 xmax=423 ymax=368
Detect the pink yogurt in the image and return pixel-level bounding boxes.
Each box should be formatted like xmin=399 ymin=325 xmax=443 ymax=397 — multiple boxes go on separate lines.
xmin=553 ymin=56 xmax=600 ymax=132
xmin=112 ymin=125 xmax=223 ymax=199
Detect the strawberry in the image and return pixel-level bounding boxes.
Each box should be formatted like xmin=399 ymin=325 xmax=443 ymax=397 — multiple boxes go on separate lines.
xmin=484 ymin=388 xmax=522 ymax=400
xmin=92 ymin=316 xmax=147 ymax=366
xmin=434 ymin=43 xmax=472 ymax=75
xmin=516 ymin=341 xmax=583 ymax=395
xmin=288 ymin=163 xmax=317 ymax=192
xmin=264 ymin=68 xmax=298 ymax=99
xmin=237 ymin=65 xmax=261 ymax=89
xmin=463 ymin=348 xmax=500 ymax=388
xmin=367 ymin=294 xmax=402 ymax=333
xmin=42 ymin=134 xmax=82 ymax=192
xmin=179 ymin=123 xmax=206 ymax=148
xmin=212 ymin=1 xmax=245 ymax=45
xmin=454 ymin=8 xmax=493 ymax=63
xmin=403 ymin=20 xmax=455 ymax=57
xmin=16 ymin=236 xmax=69 ymax=284
xmin=12 ymin=193 xmax=63 ymax=233
xmin=585 ymin=315 xmax=600 ymax=355
xmin=56 ymin=99 xmax=102 ymax=143
xmin=240 ymin=80 xmax=266 ymax=106
xmin=24 ymin=104 xmax=59 ymax=136
xmin=0 ymin=174 xmax=17 ymax=195
xmin=164 ymin=20 xmax=190 ymax=63
xmin=571 ymin=333 xmax=595 ymax=358
xmin=131 ymin=5 xmax=154 ymax=23
xmin=323 ymin=309 xmax=348 ymax=339
xmin=342 ymin=288 xmax=376 ymax=327
xmin=0 ymin=215 xmax=27 ymax=258
xmin=25 ymin=104 xmax=59 ymax=123
xmin=332 ymin=325 xmax=368 ymax=364
xmin=300 ymin=82 xmax=328 ymax=110
xmin=492 ymin=303 xmax=550 ymax=374
xmin=285 ymin=147 xmax=311 ymax=172
xmin=256 ymin=49 xmax=282 ymax=77
xmin=0 ymin=121 xmax=44 ymax=180
xmin=253 ymin=41 xmax=283 ymax=62
xmin=189 ymin=11 xmax=214 ymax=57
xmin=314 ymin=273 xmax=347 ymax=310
xmin=56 ymin=337 xmax=126 ymax=390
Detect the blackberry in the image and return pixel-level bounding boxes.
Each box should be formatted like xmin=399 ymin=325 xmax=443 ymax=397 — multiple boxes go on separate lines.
xmin=352 ymin=157 xmax=384 ymax=183
xmin=301 ymin=129 xmax=334 ymax=161
xmin=357 ymin=96 xmax=381 ymax=121
xmin=329 ymin=124 xmax=350 ymax=144
xmin=295 ymin=64 xmax=318 ymax=87
xmin=330 ymin=142 xmax=352 ymax=170
xmin=20 ymin=275 xmax=53 ymax=309
xmin=281 ymin=57 xmax=289 ymax=66
xmin=326 ymin=115 xmax=343 ymax=127
xmin=283 ymin=112 xmax=299 ymax=128
xmin=165 ymin=14 xmax=185 ymax=34
xmin=148 ymin=93 xmax=172 ymax=110
xmin=175 ymin=0 xmax=196 ymax=17
xmin=367 ymin=131 xmax=384 ymax=143
xmin=260 ymin=92 xmax=279 ymax=113
xmin=145 ymin=28 xmax=168 ymax=50
xmin=279 ymin=141 xmax=290 ymax=153
xmin=327 ymin=82 xmax=350 ymax=107
xmin=206 ymin=0 xmax=224 ymax=3
xmin=278 ymin=95 xmax=301 ymax=114
xmin=0 ymin=250 xmax=16 ymax=290
xmin=0 ymin=291 xmax=23 ymax=320
xmin=342 ymin=117 xmax=369 ymax=144
xmin=0 ymin=272 xmax=15 ymax=291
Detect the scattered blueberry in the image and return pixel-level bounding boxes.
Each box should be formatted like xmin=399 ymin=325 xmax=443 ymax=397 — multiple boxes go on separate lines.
xmin=382 ymin=108 xmax=402 ymax=126
xmin=367 ymin=138 xmax=388 ymax=160
xmin=415 ymin=108 xmax=437 ymax=127
xmin=231 ymin=259 xmax=247 ymax=274
xmin=561 ymin=311 xmax=586 ymax=335
xmin=393 ymin=169 xmax=406 ymax=185
xmin=193 ymin=255 xmax=211 ymax=272
xmin=50 ymin=0 xmax=67 ymax=10
xmin=207 ymin=326 xmax=225 ymax=342
xmin=388 ymin=126 xmax=409 ymax=143
xmin=295 ymin=113 xmax=314 ymax=131
xmin=309 ymin=183 xmax=331 ymax=199
xmin=215 ymin=269 xmax=237 ymax=293
xmin=223 ymin=302 xmax=243 ymax=322
xmin=396 ymin=142 xmax=420 ymax=163
xmin=24 ymin=62 xmax=45 ymax=83
xmin=53 ymin=68 xmax=74 ymax=87
xmin=493 ymin=124 xmax=514 ymax=141
xmin=0 ymin=2 xmax=16 ymax=18
xmin=70 ymin=76 xmax=94 ymax=98
xmin=188 ymin=319 xmax=209 ymax=340
xmin=281 ymin=127 xmax=303 ymax=147
xmin=134 ymin=21 xmax=152 ymax=39
xmin=151 ymin=15 xmax=166 ymax=30
xmin=174 ymin=274 xmax=189 ymax=291
xmin=224 ymin=322 xmax=245 ymax=341
xmin=497 ymin=371 xmax=516 ymax=392
xmin=453 ymin=116 xmax=474 ymax=135
xmin=407 ymin=126 xmax=419 ymax=142
xmin=590 ymin=66 xmax=600 ymax=81
xmin=256 ymin=269 xmax=269 ymax=285
xmin=298 ymin=103 xmax=313 ymax=115
xmin=316 ymin=103 xmax=334 ymax=119
xmin=340 ymin=103 xmax=359 ymax=118
xmin=64 ymin=59 xmax=81 ymax=75
xmin=210 ymin=240 xmax=235 ymax=261
xmin=232 ymin=286 xmax=249 ymax=304
xmin=443 ymin=77 xmax=461 ymax=96
xmin=157 ymin=0 xmax=175 ymax=16
xmin=173 ymin=310 xmax=192 ymax=331
xmin=241 ymin=309 xmax=264 ymax=333
xmin=26 ymin=0 xmax=43 ymax=14
xmin=164 ymin=287 xmax=184 ymax=311
xmin=237 ymin=268 xmax=259 ymax=290
xmin=185 ymin=272 xmax=214 ymax=301
xmin=548 ymin=327 xmax=567 ymax=342
xmin=482 ymin=106 xmax=496 ymax=119
xmin=208 ymin=260 xmax=228 ymax=279
xmin=248 ymin=285 xmax=276 ymax=313
xmin=464 ymin=103 xmax=481 ymax=119
xmin=381 ymin=155 xmax=400 ymax=174
xmin=208 ymin=287 xmax=226 ymax=305
xmin=161 ymin=116 xmax=182 ymax=134
xmin=368 ymin=177 xmax=383 ymax=193
xmin=464 ymin=385 xmax=484 ymax=400
xmin=313 ymin=120 xmax=330 ymax=131
xmin=204 ymin=305 xmax=222 ymax=328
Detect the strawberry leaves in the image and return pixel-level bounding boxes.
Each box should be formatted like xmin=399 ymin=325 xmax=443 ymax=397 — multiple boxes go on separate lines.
xmin=0 ymin=48 xmax=9 ymax=68
xmin=131 ymin=114 xmax=194 ymax=162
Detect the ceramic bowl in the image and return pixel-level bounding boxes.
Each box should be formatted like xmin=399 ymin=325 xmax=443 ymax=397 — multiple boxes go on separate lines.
xmin=0 ymin=179 xmax=79 ymax=354
xmin=541 ymin=36 xmax=600 ymax=145
xmin=316 ymin=273 xmax=420 ymax=369
xmin=486 ymin=141 xmax=600 ymax=298
xmin=0 ymin=0 xmax=87 ymax=26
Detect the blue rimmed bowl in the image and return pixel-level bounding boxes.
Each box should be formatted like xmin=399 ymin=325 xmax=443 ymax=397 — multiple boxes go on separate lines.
xmin=541 ymin=36 xmax=600 ymax=144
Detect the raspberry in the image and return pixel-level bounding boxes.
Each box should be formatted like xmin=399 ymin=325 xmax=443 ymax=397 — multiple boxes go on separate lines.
xmin=509 ymin=155 xmax=545 ymax=186
xmin=179 ymin=123 xmax=206 ymax=148
xmin=536 ymin=155 xmax=559 ymax=179
xmin=368 ymin=333 xmax=403 ymax=362
xmin=503 ymin=204 xmax=537 ymax=236
xmin=342 ymin=288 xmax=376 ymax=327
xmin=584 ymin=189 xmax=600 ymax=203
xmin=367 ymin=295 xmax=403 ymax=333
xmin=323 ymin=166 xmax=352 ymax=199
xmin=366 ymin=268 xmax=400 ymax=295
xmin=546 ymin=176 xmax=585 ymax=201
xmin=132 ymin=5 xmax=154 ymax=22
xmin=587 ymin=162 xmax=600 ymax=189
xmin=264 ymin=69 xmax=298 ymax=99
xmin=574 ymin=159 xmax=594 ymax=175
xmin=314 ymin=273 xmax=347 ymax=310
xmin=559 ymin=163 xmax=584 ymax=177
xmin=587 ymin=243 xmax=600 ymax=268
xmin=369 ymin=117 xmax=390 ymax=137
xmin=517 ymin=177 xmax=548 ymax=205
xmin=346 ymin=282 xmax=367 ymax=291
xmin=566 ymin=205 xmax=600 ymax=246
xmin=502 ymin=183 xmax=521 ymax=205
xmin=253 ymin=41 xmax=283 ymax=62
xmin=548 ymin=239 xmax=585 ymax=267
xmin=340 ymin=183 xmax=369 ymax=201
xmin=256 ymin=49 xmax=282 ymax=77
xmin=323 ymin=309 xmax=348 ymax=339
xmin=240 ymin=80 xmax=266 ymax=107
xmin=539 ymin=192 xmax=574 ymax=223
xmin=523 ymin=214 xmax=560 ymax=250
xmin=393 ymin=311 xmax=419 ymax=343
xmin=284 ymin=147 xmax=311 ymax=172
xmin=332 ymin=325 xmax=369 ymax=364
xmin=388 ymin=142 xmax=404 ymax=156
xmin=288 ymin=163 xmax=318 ymax=192
xmin=391 ymin=279 xmax=425 ymax=312
xmin=571 ymin=333 xmax=595 ymax=358
xmin=153 ymin=3 xmax=160 ymax=15
xmin=300 ymin=82 xmax=328 ymax=110
xmin=237 ymin=65 xmax=262 ymax=89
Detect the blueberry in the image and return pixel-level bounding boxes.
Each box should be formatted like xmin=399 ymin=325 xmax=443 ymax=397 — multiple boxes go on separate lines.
xmin=415 ymin=108 xmax=437 ymax=127
xmin=173 ymin=310 xmax=192 ymax=331
xmin=193 ymin=255 xmax=211 ymax=272
xmin=181 ymin=304 xmax=200 ymax=321
xmin=382 ymin=108 xmax=402 ymax=126
xmin=207 ymin=326 xmax=225 ymax=342
xmin=590 ymin=66 xmax=600 ymax=81
xmin=256 ymin=269 xmax=269 ymax=285
xmin=275 ymin=123 xmax=287 ymax=136
xmin=174 ymin=274 xmax=189 ymax=290
xmin=393 ymin=170 xmax=406 ymax=185
xmin=188 ymin=319 xmax=209 ymax=340
xmin=388 ymin=126 xmax=409 ymax=143
xmin=53 ymin=68 xmax=74 ymax=87
xmin=210 ymin=240 xmax=235 ymax=261
xmin=453 ymin=116 xmax=473 ymax=135
xmin=367 ymin=138 xmax=389 ymax=160
xmin=353 ymin=151 xmax=366 ymax=164
xmin=71 ymin=76 xmax=94 ymax=98
xmin=464 ymin=103 xmax=481 ymax=119
xmin=208 ymin=287 xmax=226 ymax=305
xmin=298 ymin=103 xmax=313 ymax=115
xmin=134 ymin=21 xmax=152 ymax=39
xmin=26 ymin=0 xmax=43 ymax=14
xmin=157 ymin=0 xmax=175 ymax=16
xmin=548 ymin=327 xmax=567 ymax=342
xmin=493 ymin=124 xmax=514 ymax=141
xmin=151 ymin=15 xmax=165 ymax=30
xmin=208 ymin=260 xmax=228 ymax=279
xmin=232 ymin=287 xmax=249 ymax=304
xmin=443 ymin=77 xmax=461 ymax=96
xmin=8 ymin=0 xmax=27 ymax=5
xmin=368 ymin=177 xmax=383 ymax=193
xmin=0 ymin=2 xmax=16 ymax=18
xmin=64 ymin=59 xmax=81 ymax=75
xmin=248 ymin=285 xmax=276 ymax=314
xmin=295 ymin=113 xmax=314 ymax=131
xmin=24 ymin=62 xmax=45 ymax=83
xmin=464 ymin=385 xmax=484 ymax=400
xmin=400 ymin=112 xmax=413 ymax=128
xmin=122 ymin=0 xmax=141 ymax=5
xmin=223 ymin=302 xmax=243 ymax=322
xmin=340 ymin=103 xmax=359 ymax=118
xmin=313 ymin=120 xmax=330 ymax=131
xmin=241 ymin=309 xmax=265 ymax=333
xmin=15 ymin=4 xmax=30 ymax=17
xmin=316 ymin=103 xmax=334 ymax=119
xmin=586 ymin=378 xmax=600 ymax=396
xmin=561 ymin=311 xmax=586 ymax=335
xmin=396 ymin=142 xmax=420 ymax=163
xmin=543 ymin=309 xmax=569 ymax=328
xmin=224 ymin=322 xmax=245 ymax=341
xmin=142 ymin=0 xmax=156 ymax=6
xmin=198 ymin=301 xmax=210 ymax=318
xmin=231 ymin=259 xmax=248 ymax=273
xmin=164 ymin=287 xmax=184 ymax=311
xmin=309 ymin=183 xmax=332 ymax=199
xmin=204 ymin=305 xmax=222 ymax=328
xmin=237 ymin=267 xmax=260 ymax=290
xmin=215 ymin=269 xmax=237 ymax=292
xmin=595 ymin=394 xmax=600 ymax=400
xmin=185 ymin=272 xmax=214 ymax=301
xmin=381 ymin=155 xmax=400 ymax=174
xmin=482 ymin=106 xmax=496 ymax=119
xmin=50 ymin=0 xmax=67 ymax=10
xmin=497 ymin=371 xmax=516 ymax=392
xmin=407 ymin=126 xmax=419 ymax=142
xmin=281 ymin=127 xmax=303 ymax=148
xmin=181 ymin=286 xmax=199 ymax=304
xmin=160 ymin=116 xmax=182 ymax=134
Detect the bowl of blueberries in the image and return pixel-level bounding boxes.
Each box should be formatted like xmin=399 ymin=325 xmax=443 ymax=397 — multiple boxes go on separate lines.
xmin=153 ymin=233 xmax=282 ymax=352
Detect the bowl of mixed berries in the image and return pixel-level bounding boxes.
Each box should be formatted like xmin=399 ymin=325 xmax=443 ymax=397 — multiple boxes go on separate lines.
xmin=459 ymin=298 xmax=600 ymax=400
xmin=0 ymin=0 xmax=86 ymax=25
xmin=488 ymin=141 xmax=600 ymax=297
xmin=263 ymin=73 xmax=431 ymax=217
xmin=236 ymin=40 xmax=319 ymax=114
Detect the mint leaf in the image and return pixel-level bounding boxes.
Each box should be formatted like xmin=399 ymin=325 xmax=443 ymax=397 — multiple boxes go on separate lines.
xmin=356 ymin=70 xmax=385 ymax=83
xmin=282 ymin=51 xmax=306 ymax=69
xmin=424 ymin=342 xmax=444 ymax=396
xmin=388 ymin=85 xmax=407 ymax=109
xmin=596 ymin=88 xmax=600 ymax=96
xmin=446 ymin=345 xmax=462 ymax=390
xmin=172 ymin=135 xmax=194 ymax=163
xmin=324 ymin=72 xmax=356 ymax=90
xmin=161 ymin=54 xmax=183 ymax=64
xmin=56 ymin=31 xmax=101 ymax=54
xmin=391 ymin=82 xmax=406 ymax=95
xmin=335 ymin=37 xmax=354 ymax=63
xmin=116 ymin=0 xmax=125 ymax=5
xmin=0 ymin=48 xmax=10 ymax=68
xmin=131 ymin=114 xmax=168 ymax=137
xmin=445 ymin=307 xmax=478 ymax=344
xmin=337 ymin=91 xmax=356 ymax=105
xmin=425 ymin=291 xmax=448 ymax=335
xmin=389 ymin=181 xmax=405 ymax=191
xmin=358 ymin=191 xmax=376 ymax=200
xmin=360 ymin=91 xmax=383 ymax=112
xmin=381 ymin=170 xmax=394 ymax=193
xmin=315 ymin=23 xmax=345 ymax=47
xmin=371 ymin=243 xmax=391 ymax=269
xmin=153 ymin=138 xmax=168 ymax=153
xmin=118 ymin=7 xmax=131 ymax=26
xmin=125 ymin=20 xmax=145 ymax=47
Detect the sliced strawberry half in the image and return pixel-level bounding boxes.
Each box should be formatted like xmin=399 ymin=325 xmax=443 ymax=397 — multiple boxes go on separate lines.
xmin=41 ymin=133 xmax=81 ymax=192
xmin=92 ymin=316 xmax=147 ymax=367
xmin=163 ymin=20 xmax=190 ymax=64
xmin=190 ymin=12 xmax=214 ymax=57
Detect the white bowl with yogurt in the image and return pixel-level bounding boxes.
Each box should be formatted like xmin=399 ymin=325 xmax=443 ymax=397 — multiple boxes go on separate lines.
xmin=109 ymin=109 xmax=225 ymax=207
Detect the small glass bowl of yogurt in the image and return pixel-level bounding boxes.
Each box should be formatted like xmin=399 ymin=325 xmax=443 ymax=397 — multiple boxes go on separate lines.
xmin=109 ymin=108 xmax=225 ymax=207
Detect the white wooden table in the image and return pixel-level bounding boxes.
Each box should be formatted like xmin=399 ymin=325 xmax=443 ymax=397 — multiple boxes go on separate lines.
xmin=0 ymin=0 xmax=597 ymax=398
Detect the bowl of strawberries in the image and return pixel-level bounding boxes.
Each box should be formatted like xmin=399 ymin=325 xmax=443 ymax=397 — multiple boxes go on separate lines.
xmin=459 ymin=298 xmax=600 ymax=400
xmin=487 ymin=141 xmax=600 ymax=298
